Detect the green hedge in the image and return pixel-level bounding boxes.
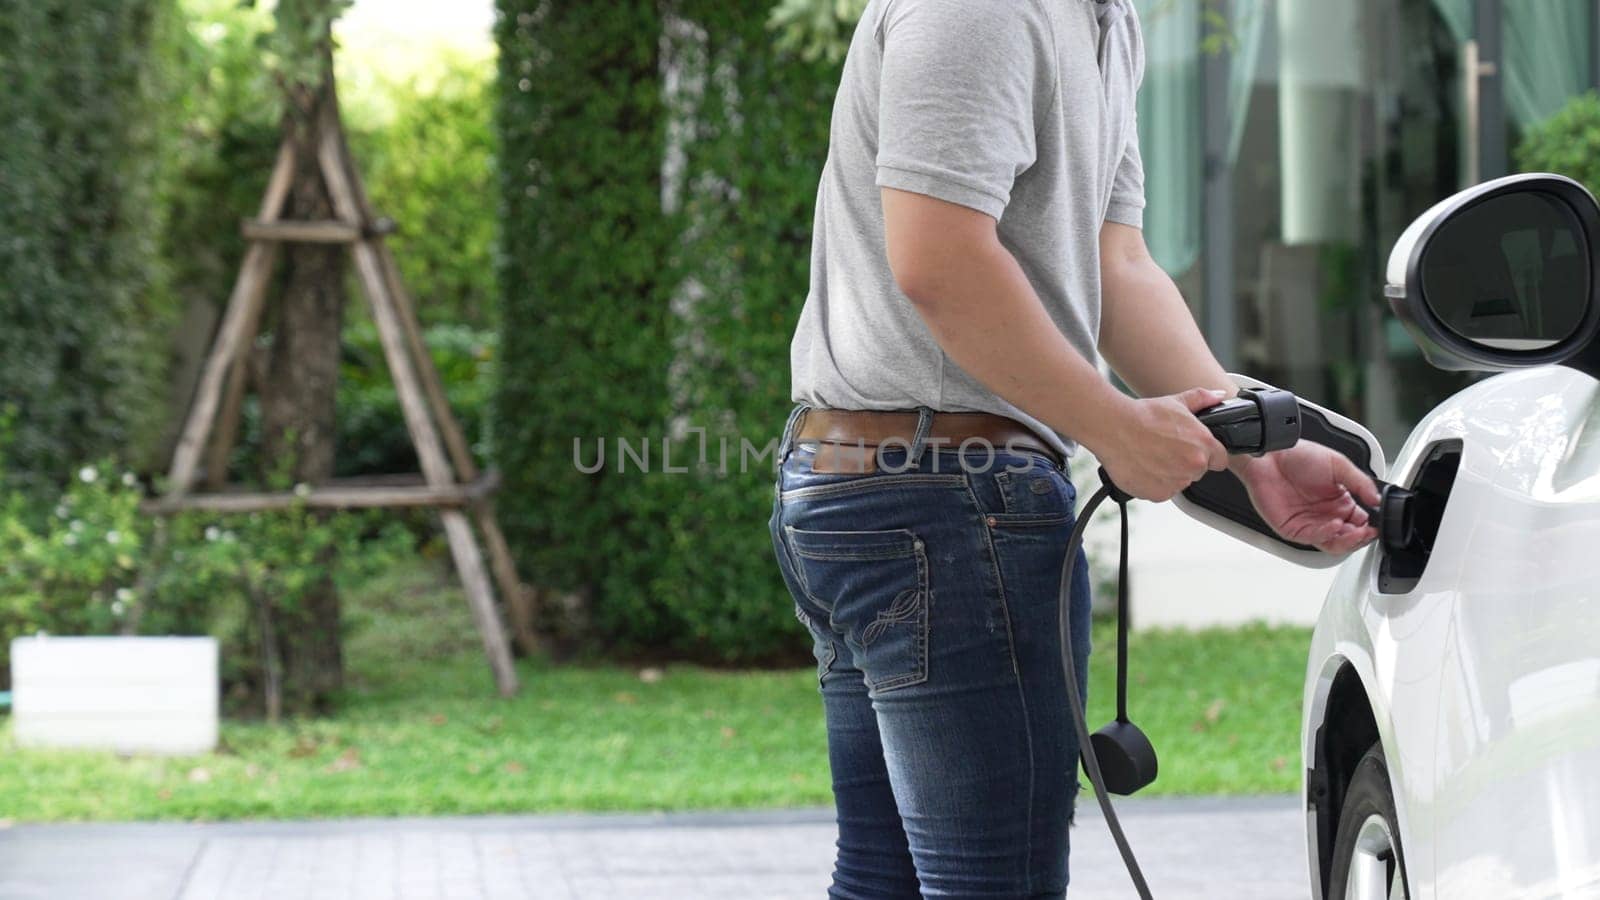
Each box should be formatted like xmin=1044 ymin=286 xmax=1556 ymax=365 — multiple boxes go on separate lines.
xmin=1518 ymin=92 xmax=1600 ymax=196
xmin=494 ymin=3 xmax=842 ymax=660
xmin=0 ymin=1 xmax=182 ymax=490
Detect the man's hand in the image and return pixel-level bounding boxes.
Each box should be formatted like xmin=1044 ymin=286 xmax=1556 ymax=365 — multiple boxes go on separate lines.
xmin=1234 ymin=442 xmax=1382 ymax=554
xmin=1091 ymin=387 xmax=1232 ymax=502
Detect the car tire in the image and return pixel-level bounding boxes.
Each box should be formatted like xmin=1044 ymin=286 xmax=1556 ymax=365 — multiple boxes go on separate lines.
xmin=1327 ymin=744 xmax=1411 ymax=900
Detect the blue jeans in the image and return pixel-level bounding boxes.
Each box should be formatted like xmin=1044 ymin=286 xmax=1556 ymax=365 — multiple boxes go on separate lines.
xmin=769 ymin=407 xmax=1094 ymax=899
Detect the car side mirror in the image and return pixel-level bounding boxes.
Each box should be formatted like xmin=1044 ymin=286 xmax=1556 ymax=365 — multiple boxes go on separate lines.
xmin=1385 ymin=173 xmax=1600 ymax=378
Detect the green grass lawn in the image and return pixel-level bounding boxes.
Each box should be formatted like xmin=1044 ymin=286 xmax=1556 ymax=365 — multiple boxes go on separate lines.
xmin=0 ymin=563 xmax=1312 ymax=822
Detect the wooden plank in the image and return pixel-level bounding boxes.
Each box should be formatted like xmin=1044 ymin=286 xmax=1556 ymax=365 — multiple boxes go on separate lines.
xmin=377 ymin=241 xmax=481 ymax=480
xmin=143 ymin=475 xmax=498 ymax=515
xmin=257 ymin=139 xmax=298 ymax=220
xmin=334 ymin=132 xmax=480 ymax=482
xmin=165 ymin=141 xmax=295 ymax=498
xmin=318 ymin=122 xmax=519 ymax=697
xmin=331 ymin=133 xmax=537 ymax=649
xmin=241 ymin=219 xmax=361 ymax=244
xmin=439 ymin=509 xmax=518 ymax=694
xmin=203 ymin=355 xmax=248 ymax=492
xmin=476 ymin=502 xmax=543 ymax=655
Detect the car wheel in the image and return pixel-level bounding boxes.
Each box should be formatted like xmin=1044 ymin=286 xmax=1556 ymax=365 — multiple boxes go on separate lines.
xmin=1327 ymin=744 xmax=1410 ymax=900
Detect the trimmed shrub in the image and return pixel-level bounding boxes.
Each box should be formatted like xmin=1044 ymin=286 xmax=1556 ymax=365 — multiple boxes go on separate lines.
xmin=493 ymin=0 xmax=678 ymax=649
xmin=494 ymin=3 xmax=842 ymax=660
xmin=0 ymin=0 xmax=184 ymax=490
xmin=1517 ymin=92 xmax=1600 ymax=195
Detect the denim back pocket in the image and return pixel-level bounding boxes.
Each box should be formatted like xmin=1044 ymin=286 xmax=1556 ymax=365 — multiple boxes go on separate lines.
xmin=784 ymin=526 xmax=930 ymax=694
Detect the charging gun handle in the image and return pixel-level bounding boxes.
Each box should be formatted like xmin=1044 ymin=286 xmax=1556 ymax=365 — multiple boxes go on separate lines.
xmin=1194 ymin=387 xmax=1302 ymax=456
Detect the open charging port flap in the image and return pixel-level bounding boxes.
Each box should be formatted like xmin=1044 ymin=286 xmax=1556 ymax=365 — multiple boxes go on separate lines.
xmin=1377 ymin=439 xmax=1462 ymax=594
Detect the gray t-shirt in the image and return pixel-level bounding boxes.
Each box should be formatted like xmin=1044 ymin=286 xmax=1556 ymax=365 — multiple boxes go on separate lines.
xmin=790 ymin=0 xmax=1146 ymax=457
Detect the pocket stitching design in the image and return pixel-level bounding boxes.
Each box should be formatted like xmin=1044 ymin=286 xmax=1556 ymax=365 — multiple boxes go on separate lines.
xmin=785 ymin=526 xmax=930 ymax=694
xmin=865 ymin=538 xmax=930 ymax=693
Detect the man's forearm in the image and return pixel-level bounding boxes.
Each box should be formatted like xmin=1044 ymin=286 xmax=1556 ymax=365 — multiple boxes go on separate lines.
xmin=1097 ymin=222 xmax=1253 ymax=472
xmin=1097 ymin=223 xmax=1234 ymax=401
xmin=899 ymin=234 xmax=1132 ymax=452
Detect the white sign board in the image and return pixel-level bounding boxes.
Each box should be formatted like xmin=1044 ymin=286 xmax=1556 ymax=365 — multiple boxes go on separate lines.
xmin=10 ymin=636 xmax=218 ymax=755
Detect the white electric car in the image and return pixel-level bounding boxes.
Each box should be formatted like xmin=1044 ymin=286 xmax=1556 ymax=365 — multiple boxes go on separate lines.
xmin=1176 ymin=173 xmax=1600 ymax=899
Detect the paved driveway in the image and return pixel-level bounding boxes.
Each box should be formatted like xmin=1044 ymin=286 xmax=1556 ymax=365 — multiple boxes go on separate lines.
xmin=0 ymin=796 xmax=1307 ymax=899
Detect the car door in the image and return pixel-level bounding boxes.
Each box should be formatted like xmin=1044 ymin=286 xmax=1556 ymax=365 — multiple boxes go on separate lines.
xmin=1429 ymin=368 xmax=1600 ymax=897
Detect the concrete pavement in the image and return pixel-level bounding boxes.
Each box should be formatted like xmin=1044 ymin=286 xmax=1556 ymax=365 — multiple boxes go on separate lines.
xmin=0 ymin=796 xmax=1308 ymax=899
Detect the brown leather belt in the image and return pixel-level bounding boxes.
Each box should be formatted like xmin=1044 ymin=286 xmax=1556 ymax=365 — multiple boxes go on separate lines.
xmin=794 ymin=408 xmax=1059 ymax=474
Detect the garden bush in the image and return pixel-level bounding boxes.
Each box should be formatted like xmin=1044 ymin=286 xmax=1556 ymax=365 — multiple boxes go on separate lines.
xmin=1517 ymin=92 xmax=1600 ymax=196
xmin=0 ymin=0 xmax=185 ymax=491
xmin=494 ymin=2 xmax=843 ymax=661
xmin=0 ymin=451 xmax=412 ymax=704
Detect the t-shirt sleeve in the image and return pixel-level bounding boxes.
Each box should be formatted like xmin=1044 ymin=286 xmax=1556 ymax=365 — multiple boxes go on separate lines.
xmin=1105 ymin=126 xmax=1146 ymax=229
xmin=873 ymin=0 xmax=1055 ymax=221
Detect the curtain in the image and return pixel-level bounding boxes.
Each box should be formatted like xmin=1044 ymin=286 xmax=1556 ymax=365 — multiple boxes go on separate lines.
xmin=1135 ymin=0 xmax=1267 ymax=275
xmin=1431 ymin=0 xmax=1471 ymax=42
xmin=1136 ymin=0 xmax=1202 ymax=274
xmin=1227 ymin=0 xmax=1267 ymax=163
xmin=1432 ymin=0 xmax=1591 ymax=127
xmin=1503 ymin=0 xmax=1590 ymax=127
xmin=1277 ymin=0 xmax=1363 ymax=244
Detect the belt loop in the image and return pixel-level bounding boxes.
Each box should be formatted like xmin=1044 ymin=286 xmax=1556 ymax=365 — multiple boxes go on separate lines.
xmin=906 ymin=406 xmax=936 ymax=469
xmin=777 ymin=404 xmax=809 ymax=463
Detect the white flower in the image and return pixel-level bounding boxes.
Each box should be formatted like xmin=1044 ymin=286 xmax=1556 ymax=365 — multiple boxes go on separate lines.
xmin=54 ymin=504 xmax=69 ymax=519
xmin=63 ymin=533 xmax=78 ymax=547
xmin=105 ymin=530 xmax=121 ymax=545
xmin=111 ymin=601 xmax=126 ymax=617
xmin=115 ymin=588 xmax=135 ymax=603
xmin=69 ymin=520 xmax=84 ymax=533
xmin=121 ymin=472 xmax=138 ymax=488
xmin=293 ymin=483 xmax=313 ymax=498
xmin=78 ymin=466 xmax=98 ymax=484
xmin=205 ymin=526 xmax=221 ymax=542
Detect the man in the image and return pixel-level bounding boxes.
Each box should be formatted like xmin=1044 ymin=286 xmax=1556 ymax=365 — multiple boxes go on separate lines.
xmin=769 ymin=0 xmax=1381 ymax=896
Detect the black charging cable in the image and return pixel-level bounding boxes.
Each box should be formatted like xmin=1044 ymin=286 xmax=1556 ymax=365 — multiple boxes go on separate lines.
xmin=1058 ymin=471 xmax=1154 ymax=899
xmin=1056 ymin=387 xmax=1304 ymax=899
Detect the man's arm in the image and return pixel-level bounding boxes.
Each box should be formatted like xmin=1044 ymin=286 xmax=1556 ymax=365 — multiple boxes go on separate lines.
xmin=881 ymin=188 xmax=1229 ymax=501
xmin=1098 ymin=222 xmax=1380 ymax=552
xmin=1098 ymin=222 xmax=1234 ymax=399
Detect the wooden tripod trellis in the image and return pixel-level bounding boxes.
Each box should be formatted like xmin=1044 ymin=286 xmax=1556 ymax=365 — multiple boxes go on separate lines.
xmin=152 ymin=103 xmax=527 ymax=697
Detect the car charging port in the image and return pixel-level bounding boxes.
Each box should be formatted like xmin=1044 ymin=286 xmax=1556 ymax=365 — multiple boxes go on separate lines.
xmin=1377 ymin=440 xmax=1462 ymax=594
